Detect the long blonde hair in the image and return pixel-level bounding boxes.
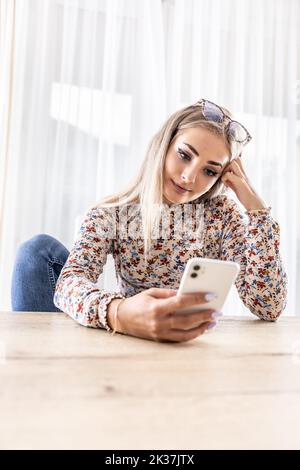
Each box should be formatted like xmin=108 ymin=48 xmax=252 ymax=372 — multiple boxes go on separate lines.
xmin=96 ymin=102 xmax=241 ymax=260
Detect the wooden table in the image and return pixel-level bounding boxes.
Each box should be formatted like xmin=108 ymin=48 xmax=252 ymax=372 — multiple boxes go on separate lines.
xmin=0 ymin=312 xmax=300 ymax=450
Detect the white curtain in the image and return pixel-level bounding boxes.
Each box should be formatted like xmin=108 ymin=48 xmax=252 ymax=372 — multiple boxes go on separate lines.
xmin=0 ymin=0 xmax=299 ymax=316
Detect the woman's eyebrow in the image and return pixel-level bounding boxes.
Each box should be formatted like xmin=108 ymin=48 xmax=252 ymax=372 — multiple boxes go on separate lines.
xmin=182 ymin=142 xmax=224 ymax=168
xmin=206 ymin=160 xmax=223 ymax=168
xmin=183 ymin=142 xmax=199 ymax=156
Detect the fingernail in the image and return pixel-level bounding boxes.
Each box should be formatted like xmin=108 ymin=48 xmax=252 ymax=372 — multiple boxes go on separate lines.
xmin=204 ymin=292 xmax=217 ymax=301
xmin=212 ymin=311 xmax=223 ymax=319
xmin=206 ymin=322 xmax=216 ymax=330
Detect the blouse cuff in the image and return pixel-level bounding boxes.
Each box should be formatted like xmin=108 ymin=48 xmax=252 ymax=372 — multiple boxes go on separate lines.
xmin=98 ymin=292 xmax=126 ymax=332
xmin=245 ymin=207 xmax=273 ymax=223
xmin=245 ymin=206 xmax=272 ymax=215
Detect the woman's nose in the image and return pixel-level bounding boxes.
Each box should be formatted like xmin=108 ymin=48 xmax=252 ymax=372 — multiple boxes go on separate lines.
xmin=181 ymin=169 xmax=197 ymax=185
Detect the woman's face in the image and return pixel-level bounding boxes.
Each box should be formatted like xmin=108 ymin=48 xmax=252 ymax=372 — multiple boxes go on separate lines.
xmin=163 ymin=127 xmax=230 ymax=204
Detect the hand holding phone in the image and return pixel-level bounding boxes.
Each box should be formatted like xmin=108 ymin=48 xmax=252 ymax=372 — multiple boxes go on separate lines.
xmin=175 ymin=257 xmax=240 ymax=315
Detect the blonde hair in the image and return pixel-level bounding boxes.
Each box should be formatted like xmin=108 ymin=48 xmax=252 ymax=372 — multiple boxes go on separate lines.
xmin=96 ymin=102 xmax=241 ymax=260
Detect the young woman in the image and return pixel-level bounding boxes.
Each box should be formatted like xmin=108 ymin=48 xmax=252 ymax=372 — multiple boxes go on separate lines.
xmin=11 ymin=99 xmax=287 ymax=342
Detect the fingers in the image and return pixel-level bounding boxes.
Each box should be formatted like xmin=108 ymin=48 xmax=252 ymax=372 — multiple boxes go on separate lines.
xmin=147 ymin=287 xmax=178 ymax=299
xmin=221 ymin=171 xmax=241 ymax=188
xmin=234 ymin=157 xmax=256 ymax=191
xmin=235 ymin=155 xmax=247 ymax=172
xmin=234 ymin=155 xmax=245 ymax=171
xmin=221 ymin=158 xmax=249 ymax=190
xmin=233 ymin=158 xmax=249 ymax=181
xmin=159 ymin=321 xmax=216 ymax=343
xmin=224 ymin=160 xmax=244 ymax=179
xmin=155 ymin=291 xmax=215 ymax=316
xmin=167 ymin=309 xmax=221 ymax=330
xmin=223 ymin=157 xmax=248 ymax=181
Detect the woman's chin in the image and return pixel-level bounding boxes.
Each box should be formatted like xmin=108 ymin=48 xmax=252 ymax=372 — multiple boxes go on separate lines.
xmin=163 ymin=190 xmax=187 ymax=205
xmin=163 ymin=180 xmax=202 ymax=204
xmin=162 ymin=194 xmax=174 ymax=205
xmin=163 ymin=188 xmax=179 ymax=203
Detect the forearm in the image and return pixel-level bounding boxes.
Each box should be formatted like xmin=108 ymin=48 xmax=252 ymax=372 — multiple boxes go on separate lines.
xmin=237 ymin=211 xmax=287 ymax=320
xmin=54 ymin=267 xmax=126 ymax=329
xmin=220 ymin=206 xmax=287 ymax=321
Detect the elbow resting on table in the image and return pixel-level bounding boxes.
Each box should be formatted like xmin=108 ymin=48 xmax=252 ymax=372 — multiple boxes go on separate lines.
xmin=249 ymin=299 xmax=287 ymax=322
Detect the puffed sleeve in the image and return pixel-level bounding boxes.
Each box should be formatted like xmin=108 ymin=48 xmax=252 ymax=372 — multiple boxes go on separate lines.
xmin=53 ymin=205 xmax=125 ymax=330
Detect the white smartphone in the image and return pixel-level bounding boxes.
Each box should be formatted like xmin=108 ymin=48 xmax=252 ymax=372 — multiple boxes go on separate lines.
xmin=175 ymin=257 xmax=240 ymax=314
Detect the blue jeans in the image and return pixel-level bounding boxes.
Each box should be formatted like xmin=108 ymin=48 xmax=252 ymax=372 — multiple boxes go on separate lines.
xmin=11 ymin=234 xmax=69 ymax=312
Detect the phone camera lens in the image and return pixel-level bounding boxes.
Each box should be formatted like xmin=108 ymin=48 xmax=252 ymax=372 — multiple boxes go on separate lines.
xmin=193 ymin=265 xmax=200 ymax=271
xmin=191 ymin=272 xmax=197 ymax=278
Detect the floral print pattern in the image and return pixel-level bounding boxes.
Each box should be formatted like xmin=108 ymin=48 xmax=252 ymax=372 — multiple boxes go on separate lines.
xmin=54 ymin=195 xmax=287 ymax=330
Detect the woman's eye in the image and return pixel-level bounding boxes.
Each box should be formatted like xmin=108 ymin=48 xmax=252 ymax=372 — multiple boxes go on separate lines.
xmin=177 ymin=149 xmax=218 ymax=177
xmin=204 ymin=169 xmax=218 ymax=177
xmin=178 ymin=149 xmax=191 ymax=161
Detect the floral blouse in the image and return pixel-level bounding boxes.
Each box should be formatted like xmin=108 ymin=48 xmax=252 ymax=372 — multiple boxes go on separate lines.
xmin=53 ymin=195 xmax=288 ymax=330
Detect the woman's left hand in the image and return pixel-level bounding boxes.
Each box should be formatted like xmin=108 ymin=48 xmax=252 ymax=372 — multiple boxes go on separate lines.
xmin=221 ymin=155 xmax=268 ymax=211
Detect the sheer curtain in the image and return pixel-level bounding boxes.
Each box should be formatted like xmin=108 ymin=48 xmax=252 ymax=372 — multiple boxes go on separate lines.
xmin=0 ymin=0 xmax=299 ymax=316
xmin=162 ymin=0 xmax=300 ymax=317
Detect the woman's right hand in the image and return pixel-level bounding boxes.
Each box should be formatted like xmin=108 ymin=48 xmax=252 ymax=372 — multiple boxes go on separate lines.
xmin=109 ymin=287 xmax=221 ymax=342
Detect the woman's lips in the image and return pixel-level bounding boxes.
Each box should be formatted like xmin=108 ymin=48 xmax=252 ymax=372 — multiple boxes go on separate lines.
xmin=171 ymin=179 xmax=191 ymax=193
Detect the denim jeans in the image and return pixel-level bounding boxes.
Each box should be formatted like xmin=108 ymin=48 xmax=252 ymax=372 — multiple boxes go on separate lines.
xmin=11 ymin=234 xmax=69 ymax=312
